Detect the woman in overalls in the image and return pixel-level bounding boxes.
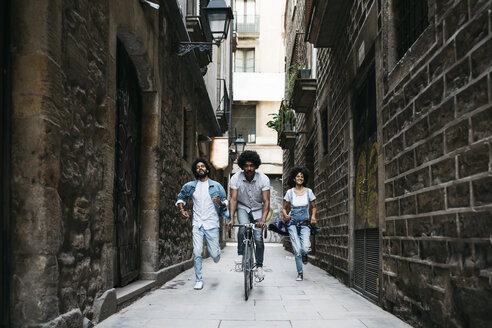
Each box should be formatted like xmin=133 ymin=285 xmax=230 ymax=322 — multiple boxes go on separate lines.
xmin=282 ymin=167 xmax=317 ymax=281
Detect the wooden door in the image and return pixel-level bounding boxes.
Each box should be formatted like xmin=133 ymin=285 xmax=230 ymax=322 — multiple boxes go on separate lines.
xmin=114 ymin=40 xmax=141 ymax=287
xmin=353 ymin=65 xmax=379 ymax=301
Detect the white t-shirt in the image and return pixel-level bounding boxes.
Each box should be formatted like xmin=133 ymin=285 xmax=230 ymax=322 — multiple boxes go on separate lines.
xmin=284 ymin=188 xmax=316 ymax=207
xmin=192 ymin=180 xmax=219 ymax=229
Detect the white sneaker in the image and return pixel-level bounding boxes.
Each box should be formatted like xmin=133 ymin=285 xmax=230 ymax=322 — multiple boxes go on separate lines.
xmin=234 ymin=255 xmax=243 ymax=265
xmin=213 ymin=254 xmax=220 ymax=263
xmin=256 ymin=267 xmax=265 ymax=281
xmin=194 ymin=281 xmax=203 ymax=290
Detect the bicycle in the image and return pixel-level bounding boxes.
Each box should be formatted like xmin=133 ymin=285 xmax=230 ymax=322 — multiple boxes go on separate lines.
xmin=230 ymin=223 xmax=264 ymax=301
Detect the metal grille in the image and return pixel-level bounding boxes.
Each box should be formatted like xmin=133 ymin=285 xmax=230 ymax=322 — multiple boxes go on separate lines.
xmin=397 ymin=0 xmax=429 ymax=59
xmin=354 ymin=229 xmax=379 ymax=300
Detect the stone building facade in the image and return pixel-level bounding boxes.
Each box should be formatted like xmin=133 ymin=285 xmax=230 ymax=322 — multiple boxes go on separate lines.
xmin=283 ymin=0 xmax=492 ymax=326
xmin=1 ymin=0 xmax=232 ymax=327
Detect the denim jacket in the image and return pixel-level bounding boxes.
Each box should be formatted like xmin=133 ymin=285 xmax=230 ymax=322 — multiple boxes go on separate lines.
xmin=176 ymin=179 xmax=230 ymax=221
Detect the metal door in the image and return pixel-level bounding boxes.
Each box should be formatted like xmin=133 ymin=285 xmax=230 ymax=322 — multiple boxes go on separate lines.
xmin=353 ymin=65 xmax=379 ymax=301
xmin=114 ymin=40 xmax=141 ymax=287
xmin=1 ymin=0 xmax=11 ymax=323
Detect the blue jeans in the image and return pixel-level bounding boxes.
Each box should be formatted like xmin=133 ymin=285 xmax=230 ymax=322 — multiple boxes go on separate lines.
xmin=288 ymin=224 xmax=311 ymax=274
xmin=192 ymin=226 xmax=220 ymax=282
xmin=236 ymin=208 xmax=264 ymax=267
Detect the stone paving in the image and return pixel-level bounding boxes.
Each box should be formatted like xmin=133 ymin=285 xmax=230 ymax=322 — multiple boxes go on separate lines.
xmin=96 ymin=244 xmax=412 ymax=328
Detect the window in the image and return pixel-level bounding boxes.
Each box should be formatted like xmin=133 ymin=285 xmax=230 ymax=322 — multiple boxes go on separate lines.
xmin=235 ymin=48 xmax=255 ymax=72
xmin=232 ymin=105 xmax=256 ymax=143
xmin=395 ymin=0 xmax=428 ymax=59
xmin=236 ymin=0 xmax=255 ymax=16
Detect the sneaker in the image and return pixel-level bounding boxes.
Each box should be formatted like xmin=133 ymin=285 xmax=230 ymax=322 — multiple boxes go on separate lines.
xmin=234 ymin=255 xmax=243 ymax=265
xmin=194 ymin=281 xmax=203 ymax=290
xmin=302 ymin=254 xmax=308 ymax=264
xmin=256 ymin=267 xmax=265 ymax=281
xmin=213 ymin=254 xmax=220 ymax=263
xmin=296 ymin=273 xmax=303 ymax=281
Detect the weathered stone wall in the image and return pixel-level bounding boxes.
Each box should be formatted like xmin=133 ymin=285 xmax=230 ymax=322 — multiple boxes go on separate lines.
xmin=9 ymin=0 xmax=224 ymax=327
xmin=381 ymin=0 xmax=492 ymax=326
xmin=285 ymin=0 xmax=492 ymax=326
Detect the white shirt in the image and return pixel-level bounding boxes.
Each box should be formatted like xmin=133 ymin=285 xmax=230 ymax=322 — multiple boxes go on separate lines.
xmin=230 ymin=171 xmax=270 ymax=220
xmin=191 ymin=180 xmax=220 ymax=229
xmin=284 ymin=188 xmax=316 ymax=207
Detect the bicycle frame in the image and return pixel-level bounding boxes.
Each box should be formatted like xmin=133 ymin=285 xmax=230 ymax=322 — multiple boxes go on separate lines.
xmin=233 ymin=223 xmax=261 ymax=301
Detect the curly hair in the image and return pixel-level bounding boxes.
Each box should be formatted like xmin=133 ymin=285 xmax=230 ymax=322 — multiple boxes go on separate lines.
xmin=191 ymin=158 xmax=212 ymax=178
xmin=237 ymin=150 xmax=261 ymax=169
xmin=288 ymin=167 xmax=310 ymax=188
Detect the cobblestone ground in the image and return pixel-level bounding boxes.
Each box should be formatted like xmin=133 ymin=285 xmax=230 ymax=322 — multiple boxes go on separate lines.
xmin=96 ymin=244 xmax=411 ymax=328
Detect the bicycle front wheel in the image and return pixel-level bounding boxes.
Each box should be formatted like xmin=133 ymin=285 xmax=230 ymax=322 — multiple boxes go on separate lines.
xmin=243 ymin=240 xmax=251 ymax=301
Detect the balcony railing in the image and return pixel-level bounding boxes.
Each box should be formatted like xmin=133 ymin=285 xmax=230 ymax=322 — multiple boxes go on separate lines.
xmin=236 ymin=15 xmax=260 ymax=34
xmin=216 ymin=79 xmax=230 ymax=134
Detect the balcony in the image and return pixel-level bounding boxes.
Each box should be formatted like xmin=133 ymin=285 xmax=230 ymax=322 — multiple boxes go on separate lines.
xmin=291 ymin=69 xmax=317 ymax=114
xmin=236 ymin=15 xmax=260 ymax=36
xmin=305 ymin=0 xmax=353 ymax=47
xmin=184 ymin=1 xmax=212 ymax=68
xmin=277 ymin=101 xmax=296 ymax=149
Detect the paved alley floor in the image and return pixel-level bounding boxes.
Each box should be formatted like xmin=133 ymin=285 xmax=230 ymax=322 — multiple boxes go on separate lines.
xmin=96 ymin=244 xmax=411 ymax=328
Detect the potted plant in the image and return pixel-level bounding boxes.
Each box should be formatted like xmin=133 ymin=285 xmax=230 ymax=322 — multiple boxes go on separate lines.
xmin=266 ymin=102 xmax=296 ymax=132
xmin=297 ymin=63 xmax=311 ymax=79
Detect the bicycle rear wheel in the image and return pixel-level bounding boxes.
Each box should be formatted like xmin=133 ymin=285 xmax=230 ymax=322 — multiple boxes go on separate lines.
xmin=243 ymin=240 xmax=251 ymax=301
xmin=249 ymin=241 xmax=255 ymax=288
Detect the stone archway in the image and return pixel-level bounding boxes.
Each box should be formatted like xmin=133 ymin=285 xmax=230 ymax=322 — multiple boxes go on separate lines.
xmin=110 ymin=27 xmax=161 ymax=286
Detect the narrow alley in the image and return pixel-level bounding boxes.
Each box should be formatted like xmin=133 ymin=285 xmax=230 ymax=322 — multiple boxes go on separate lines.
xmin=96 ymin=244 xmax=410 ymax=328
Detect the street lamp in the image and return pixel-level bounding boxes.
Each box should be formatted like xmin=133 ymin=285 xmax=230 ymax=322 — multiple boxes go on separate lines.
xmin=234 ymin=134 xmax=246 ymax=155
xmin=178 ymin=0 xmax=234 ymax=56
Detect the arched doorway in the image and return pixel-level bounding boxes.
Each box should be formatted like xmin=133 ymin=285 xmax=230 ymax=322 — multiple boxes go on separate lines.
xmin=114 ymin=39 xmax=142 ymax=287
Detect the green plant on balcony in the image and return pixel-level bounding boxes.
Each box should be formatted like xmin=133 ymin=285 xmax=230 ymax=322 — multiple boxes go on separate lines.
xmin=266 ymin=102 xmax=296 ymax=132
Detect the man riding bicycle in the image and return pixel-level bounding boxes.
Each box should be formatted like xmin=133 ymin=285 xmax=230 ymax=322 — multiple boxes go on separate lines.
xmin=227 ymin=150 xmax=270 ymax=281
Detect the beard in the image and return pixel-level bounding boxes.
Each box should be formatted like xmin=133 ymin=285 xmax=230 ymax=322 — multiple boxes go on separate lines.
xmin=196 ymin=170 xmax=208 ymax=178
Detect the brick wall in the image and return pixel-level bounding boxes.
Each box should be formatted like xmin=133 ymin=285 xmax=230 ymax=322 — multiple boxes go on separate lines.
xmin=381 ymin=0 xmax=492 ymax=326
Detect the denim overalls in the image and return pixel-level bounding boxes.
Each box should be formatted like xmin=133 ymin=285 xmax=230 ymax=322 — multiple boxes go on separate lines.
xmin=287 ymin=189 xmax=311 ymax=274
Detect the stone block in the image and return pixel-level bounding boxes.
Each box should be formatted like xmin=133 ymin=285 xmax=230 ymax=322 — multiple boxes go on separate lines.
xmin=446 ymin=119 xmax=469 ymax=152
xmin=416 ymin=134 xmax=444 ymax=166
xmin=399 ymin=150 xmax=415 ymax=174
xmin=395 ymin=219 xmax=407 ymax=236
xmin=385 ymin=220 xmax=395 ymax=236
xmin=397 ymin=106 xmax=414 ymax=132
xmin=11 ymin=255 xmax=60 ymax=324
xmin=408 ymin=216 xmax=432 ymax=237
xmin=92 ymin=288 xmax=116 ymax=323
xmin=389 ymin=239 xmax=401 ymax=256
xmin=395 ymin=167 xmax=430 ymax=196
xmin=400 ymin=195 xmax=417 ymax=215
xmin=432 ymin=214 xmax=459 ymax=237
xmin=446 ymin=58 xmax=471 ymax=97
xmin=385 ymin=160 xmax=399 ymax=179
xmin=12 ymin=116 xmax=61 ymax=188
xmin=429 ymin=99 xmax=455 ymax=132
xmin=383 ymin=117 xmax=398 ymax=143
xmin=429 ymin=42 xmax=456 ymax=80
xmin=385 ymin=181 xmax=394 ymax=198
xmin=11 ymin=184 xmax=62 ymax=255
xmin=420 ymin=240 xmax=448 ymax=263
xmin=459 ymin=210 xmax=492 ymax=238
xmin=417 ymin=188 xmax=445 ymax=213
xmin=431 ymin=157 xmax=456 ymax=185
xmin=458 ymin=143 xmax=489 ymax=177
xmin=471 ymin=37 xmax=492 ymax=78
xmin=404 ymin=68 xmax=429 ymax=104
xmin=447 ymin=182 xmax=471 ymax=208
xmin=406 ymin=116 xmax=429 ymax=146
xmin=393 ymin=133 xmax=404 ymax=155
xmin=456 ymin=11 xmax=489 ymax=59
xmin=415 ymin=78 xmax=444 ymax=116
xmin=141 ymin=113 xmax=160 ymax=147
xmin=472 ymin=177 xmax=492 ymax=205
xmin=471 ymin=107 xmax=492 ymax=141
xmin=444 ymin=0 xmax=468 ymax=40
xmin=456 ymin=75 xmax=489 ymax=116
xmin=401 ymin=239 xmax=419 ymax=258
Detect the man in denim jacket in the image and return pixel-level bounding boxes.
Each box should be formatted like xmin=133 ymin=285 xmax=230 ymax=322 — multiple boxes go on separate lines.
xmin=176 ymin=158 xmax=230 ymax=290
